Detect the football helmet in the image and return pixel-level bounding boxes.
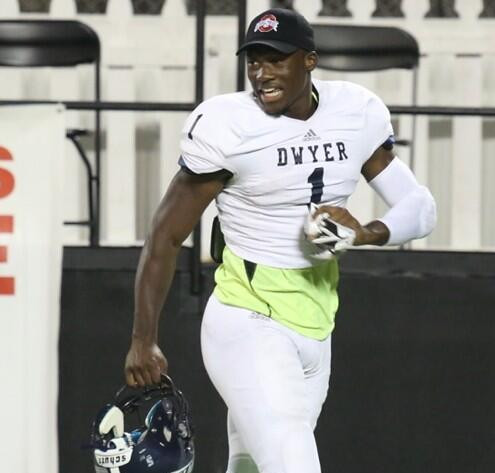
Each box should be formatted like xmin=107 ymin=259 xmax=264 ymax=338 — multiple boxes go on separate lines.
xmin=90 ymin=375 xmax=194 ymax=473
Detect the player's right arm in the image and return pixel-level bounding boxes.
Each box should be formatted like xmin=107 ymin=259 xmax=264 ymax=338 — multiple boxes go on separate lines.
xmin=124 ymin=168 xmax=229 ymax=387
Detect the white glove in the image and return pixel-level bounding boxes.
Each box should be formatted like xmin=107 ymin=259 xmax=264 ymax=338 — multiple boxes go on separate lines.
xmin=304 ymin=203 xmax=356 ymax=260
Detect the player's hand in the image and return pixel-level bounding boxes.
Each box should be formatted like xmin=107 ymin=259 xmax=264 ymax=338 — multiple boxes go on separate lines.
xmin=312 ymin=204 xmax=367 ymax=245
xmin=124 ymin=338 xmax=168 ymax=388
xmin=305 ymin=203 xmax=360 ymax=260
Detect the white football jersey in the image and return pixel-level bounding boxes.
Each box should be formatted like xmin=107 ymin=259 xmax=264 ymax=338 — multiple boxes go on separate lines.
xmin=180 ymin=79 xmax=393 ymax=268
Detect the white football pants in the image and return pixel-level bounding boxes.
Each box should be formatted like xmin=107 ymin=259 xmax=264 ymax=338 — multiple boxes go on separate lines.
xmin=201 ymin=294 xmax=331 ymax=473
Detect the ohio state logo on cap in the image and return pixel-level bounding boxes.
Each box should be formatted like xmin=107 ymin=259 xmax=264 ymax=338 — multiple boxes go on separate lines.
xmin=254 ymin=14 xmax=279 ymax=33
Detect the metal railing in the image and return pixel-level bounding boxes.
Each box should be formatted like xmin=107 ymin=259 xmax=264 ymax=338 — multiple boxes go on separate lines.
xmin=2 ymin=99 xmax=488 ymax=294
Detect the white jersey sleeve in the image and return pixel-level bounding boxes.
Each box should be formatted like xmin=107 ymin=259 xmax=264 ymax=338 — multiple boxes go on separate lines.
xmin=362 ymin=91 xmax=395 ymax=160
xmin=179 ymin=98 xmax=238 ymax=176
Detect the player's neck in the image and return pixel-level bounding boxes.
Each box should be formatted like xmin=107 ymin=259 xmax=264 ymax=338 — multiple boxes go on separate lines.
xmin=284 ymin=83 xmax=317 ymax=121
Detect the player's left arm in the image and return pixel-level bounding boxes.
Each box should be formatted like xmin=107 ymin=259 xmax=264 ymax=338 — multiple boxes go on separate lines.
xmin=361 ymin=146 xmax=437 ymax=246
xmin=315 ymin=145 xmax=437 ymax=246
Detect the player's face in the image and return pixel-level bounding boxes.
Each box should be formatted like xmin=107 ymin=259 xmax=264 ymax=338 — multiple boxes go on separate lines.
xmin=246 ymin=46 xmax=317 ymax=120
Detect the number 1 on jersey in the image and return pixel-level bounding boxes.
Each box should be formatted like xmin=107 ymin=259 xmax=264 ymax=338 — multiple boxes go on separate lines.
xmin=307 ymin=167 xmax=324 ymax=204
xmin=187 ymin=114 xmax=203 ymax=140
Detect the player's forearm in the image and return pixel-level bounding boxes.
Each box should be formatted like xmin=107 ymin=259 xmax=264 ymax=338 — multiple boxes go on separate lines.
xmin=369 ymin=158 xmax=437 ymax=246
xmin=132 ymin=237 xmax=181 ymax=344
xmin=355 ymin=220 xmax=390 ymax=246
xmin=376 ymin=186 xmax=436 ymax=245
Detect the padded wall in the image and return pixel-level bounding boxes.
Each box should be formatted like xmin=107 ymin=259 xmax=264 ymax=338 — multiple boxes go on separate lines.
xmin=59 ymin=248 xmax=495 ymax=473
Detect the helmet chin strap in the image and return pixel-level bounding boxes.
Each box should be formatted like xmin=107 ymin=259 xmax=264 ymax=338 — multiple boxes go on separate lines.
xmin=98 ymin=405 xmax=124 ymax=438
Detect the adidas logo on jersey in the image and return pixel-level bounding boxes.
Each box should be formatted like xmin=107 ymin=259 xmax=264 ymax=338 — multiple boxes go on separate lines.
xmin=303 ymin=129 xmax=320 ymax=142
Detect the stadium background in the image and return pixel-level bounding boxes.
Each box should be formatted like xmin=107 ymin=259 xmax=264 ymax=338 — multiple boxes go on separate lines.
xmin=0 ymin=1 xmax=494 ymax=472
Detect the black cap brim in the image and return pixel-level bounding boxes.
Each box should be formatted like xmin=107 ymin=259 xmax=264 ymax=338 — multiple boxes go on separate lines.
xmin=236 ymin=40 xmax=299 ymax=56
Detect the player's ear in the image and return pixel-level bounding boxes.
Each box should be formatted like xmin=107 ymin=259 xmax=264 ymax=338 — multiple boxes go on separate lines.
xmin=304 ymin=51 xmax=318 ymax=72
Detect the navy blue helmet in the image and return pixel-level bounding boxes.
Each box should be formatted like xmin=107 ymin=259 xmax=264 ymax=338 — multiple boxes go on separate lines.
xmin=91 ymin=375 xmax=194 ymax=473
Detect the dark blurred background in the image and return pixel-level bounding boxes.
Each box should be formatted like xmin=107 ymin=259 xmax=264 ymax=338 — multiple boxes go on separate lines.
xmin=59 ymin=247 xmax=495 ymax=473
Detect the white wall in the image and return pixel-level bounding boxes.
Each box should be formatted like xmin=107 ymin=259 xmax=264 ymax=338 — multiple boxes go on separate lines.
xmin=0 ymin=0 xmax=494 ymax=256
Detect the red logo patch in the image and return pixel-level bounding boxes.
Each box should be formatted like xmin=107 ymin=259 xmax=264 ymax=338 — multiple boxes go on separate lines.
xmin=254 ymin=14 xmax=279 ymax=33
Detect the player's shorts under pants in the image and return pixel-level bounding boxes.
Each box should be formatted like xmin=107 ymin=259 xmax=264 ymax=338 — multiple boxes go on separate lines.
xmin=201 ymin=294 xmax=332 ymax=473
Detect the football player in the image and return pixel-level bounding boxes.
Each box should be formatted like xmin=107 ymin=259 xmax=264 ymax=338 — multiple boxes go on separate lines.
xmin=124 ymin=8 xmax=436 ymax=473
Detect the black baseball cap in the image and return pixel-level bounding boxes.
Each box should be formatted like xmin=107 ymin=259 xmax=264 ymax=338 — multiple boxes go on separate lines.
xmin=236 ymin=8 xmax=315 ymax=55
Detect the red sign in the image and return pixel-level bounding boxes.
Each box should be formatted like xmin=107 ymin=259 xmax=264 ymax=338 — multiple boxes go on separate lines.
xmin=0 ymin=145 xmax=15 ymax=295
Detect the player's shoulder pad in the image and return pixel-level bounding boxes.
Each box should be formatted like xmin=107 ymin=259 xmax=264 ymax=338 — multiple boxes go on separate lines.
xmin=317 ymin=79 xmax=388 ymax=116
xmin=190 ymin=92 xmax=251 ymax=120
xmin=183 ymin=92 xmax=251 ymax=135
xmin=337 ymin=81 xmax=391 ymax=122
